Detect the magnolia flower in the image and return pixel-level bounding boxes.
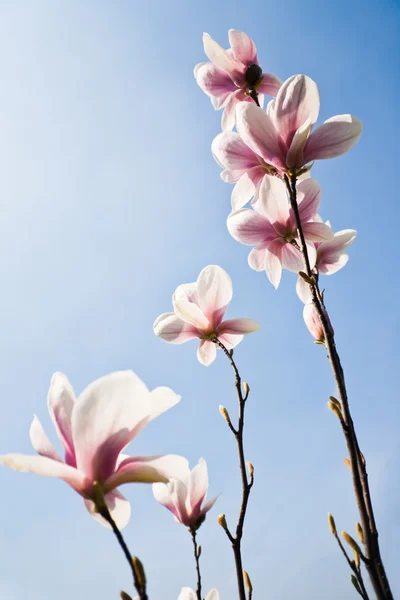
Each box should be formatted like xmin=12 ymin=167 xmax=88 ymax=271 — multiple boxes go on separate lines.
xmin=297 ymin=226 xmax=357 ymax=302
xmin=194 ymin=29 xmax=281 ymax=131
xmin=153 ymin=265 xmax=261 ymax=366
xmin=227 ymin=177 xmax=333 ymax=288
xmin=153 ymin=458 xmax=216 ymax=529
xmin=303 ymin=300 xmax=334 ymax=343
xmin=0 ymin=371 xmax=188 ymax=529
xmin=234 ymin=74 xmax=362 ymax=175
xmin=178 ymin=588 xmax=219 ymax=600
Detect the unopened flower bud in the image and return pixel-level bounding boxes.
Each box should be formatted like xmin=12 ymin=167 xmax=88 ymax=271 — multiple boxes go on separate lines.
xmin=354 ymin=549 xmax=360 ymax=569
xmin=356 ymin=523 xmax=364 ymax=544
xmin=243 ymin=382 xmax=250 ymax=397
xmin=303 ymin=300 xmax=334 ymax=344
xmin=219 ymin=405 xmax=231 ymax=424
xmin=298 ymin=271 xmax=316 ymax=285
xmin=197 ymin=545 xmax=202 ymax=559
xmin=351 ymin=575 xmax=363 ymax=596
xmin=246 ymin=462 xmax=254 ymax=480
xmin=328 ymin=513 xmax=337 ymax=536
xmin=243 ymin=570 xmax=253 ymax=594
xmin=343 ymin=458 xmax=351 ymax=469
xmin=342 ymin=531 xmax=362 ymax=556
xmin=120 ymin=592 xmax=133 ymax=600
xmin=328 ymin=400 xmax=343 ymax=421
xmin=132 ymin=557 xmax=146 ymax=588
xmin=329 ymin=396 xmax=341 ymax=410
xmin=218 ymin=513 xmax=228 ymax=530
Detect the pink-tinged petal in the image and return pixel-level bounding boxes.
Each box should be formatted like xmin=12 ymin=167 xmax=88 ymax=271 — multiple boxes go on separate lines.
xmin=30 ymin=415 xmax=62 ymax=461
xmin=265 ymin=242 xmax=283 ymax=288
xmin=306 ymin=240 xmax=317 ymax=269
xmin=212 ymin=131 xmax=260 ymax=173
xmin=303 ymin=115 xmax=363 ymax=162
xmin=197 ymin=340 xmax=217 ymax=366
xmin=0 ymin=454 xmax=86 ymax=491
xmin=221 ymin=89 xmax=247 ymax=131
xmin=296 ymin=179 xmax=321 ymax=222
xmin=202 ymin=33 xmax=244 ymax=84
xmin=248 ymin=247 xmax=266 ymax=272
xmin=179 ymin=588 xmax=197 ymax=600
xmin=84 ymin=489 xmax=131 ymax=530
xmin=286 ymin=118 xmax=312 ymax=168
xmin=197 ymin=265 xmax=233 ymax=325
xmin=271 ymin=75 xmax=320 ymax=148
xmin=258 ymin=73 xmax=283 ymax=97
xmin=296 ymin=276 xmax=311 ymax=304
xmin=188 ymin=457 xmax=208 ymax=513
xmin=218 ymin=333 xmax=244 ymax=349
xmin=47 ymin=372 xmax=76 ymax=466
xmin=319 ymin=253 xmax=349 ymax=275
xmin=194 ymin=62 xmax=236 ymax=107
xmin=201 ymin=495 xmax=218 ymax=516
xmin=104 ymin=454 xmax=189 ymax=491
xmin=236 ymin=103 xmax=285 ymax=169
xmin=231 ymin=166 xmax=265 ymax=210
xmin=303 ymin=221 xmax=334 ymax=242
xmin=217 ymin=318 xmax=261 ymax=335
xmin=153 ymin=312 xmax=199 ymax=344
xmin=206 ymin=590 xmax=220 ymax=600
xmin=228 ymin=29 xmax=257 ymax=65
xmin=280 ymin=243 xmax=305 ymax=272
xmin=303 ymin=301 xmax=333 ymax=342
xmin=317 ymin=228 xmax=357 ymax=272
xmin=227 ymin=208 xmax=274 ymax=245
xmin=173 ymin=282 xmax=199 ymax=305
xmin=152 ymin=480 xmax=178 ymax=515
xmin=254 ymin=175 xmax=289 ymax=223
xmin=72 ymin=371 xmax=150 ymax=481
xmin=173 ymin=300 xmax=210 ymax=331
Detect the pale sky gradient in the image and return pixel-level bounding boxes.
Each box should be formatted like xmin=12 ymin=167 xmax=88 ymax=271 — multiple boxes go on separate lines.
xmin=0 ymin=1 xmax=399 ymax=599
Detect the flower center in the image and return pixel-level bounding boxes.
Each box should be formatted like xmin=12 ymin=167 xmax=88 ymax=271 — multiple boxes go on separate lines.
xmin=285 ymin=233 xmax=295 ymax=243
xmin=245 ymin=64 xmax=263 ymax=89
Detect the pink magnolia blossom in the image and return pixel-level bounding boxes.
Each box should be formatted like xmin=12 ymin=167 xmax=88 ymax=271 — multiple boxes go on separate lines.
xmin=297 ymin=226 xmax=357 ymax=302
xmin=303 ymin=300 xmax=334 ymax=343
xmin=234 ymin=74 xmax=362 ymax=175
xmin=153 ymin=265 xmax=261 ymax=366
xmin=0 ymin=371 xmax=188 ymax=529
xmin=194 ymin=30 xmax=281 ymax=131
xmin=179 ymin=589 xmax=219 ymax=600
xmin=153 ymin=458 xmax=216 ymax=529
xmin=227 ymin=177 xmax=333 ymax=288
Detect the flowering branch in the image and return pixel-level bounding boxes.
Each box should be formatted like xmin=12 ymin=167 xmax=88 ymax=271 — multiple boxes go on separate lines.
xmin=94 ymin=488 xmax=148 ymax=600
xmin=284 ymin=173 xmax=393 ymax=600
xmin=190 ymin=528 xmax=203 ymax=600
xmin=215 ymin=339 xmax=255 ymax=600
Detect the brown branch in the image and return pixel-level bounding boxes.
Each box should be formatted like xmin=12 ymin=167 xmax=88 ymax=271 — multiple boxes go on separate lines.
xmin=214 ymin=339 xmax=254 ymax=600
xmin=284 ymin=173 xmax=393 ymax=600
xmin=190 ymin=528 xmax=202 ymax=600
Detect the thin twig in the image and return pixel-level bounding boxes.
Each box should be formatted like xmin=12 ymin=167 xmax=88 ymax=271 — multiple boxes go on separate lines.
xmin=214 ymin=339 xmax=254 ymax=600
xmin=190 ymin=528 xmax=202 ymax=600
xmin=283 ymin=174 xmax=393 ymax=600
xmin=333 ymin=533 xmax=370 ymax=600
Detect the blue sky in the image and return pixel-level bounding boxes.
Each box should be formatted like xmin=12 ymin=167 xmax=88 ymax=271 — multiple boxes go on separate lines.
xmin=0 ymin=1 xmax=399 ymax=599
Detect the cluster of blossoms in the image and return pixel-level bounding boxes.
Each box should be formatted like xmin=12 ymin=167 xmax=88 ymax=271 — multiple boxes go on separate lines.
xmin=0 ymin=27 xmax=364 ymax=600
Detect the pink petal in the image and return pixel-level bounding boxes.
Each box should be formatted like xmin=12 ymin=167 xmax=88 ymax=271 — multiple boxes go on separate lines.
xmin=303 ymin=221 xmax=334 ymax=242
xmin=202 ymin=33 xmax=244 ymax=85
xmin=319 ymin=253 xmax=349 ymax=275
xmin=206 ymin=590 xmax=220 ymax=600
xmin=173 ymin=300 xmax=210 ymax=330
xmin=188 ymin=458 xmax=208 ymax=514
xmin=265 ymin=242 xmax=283 ymax=288
xmin=236 ymin=103 xmax=285 ymax=169
xmin=317 ymin=228 xmax=357 ymax=272
xmin=286 ymin=118 xmax=312 ymax=168
xmin=248 ymin=247 xmax=266 ymax=271
xmin=258 ymin=73 xmax=282 ymax=97
xmin=296 ymin=179 xmax=322 ymax=222
xmin=84 ymin=488 xmax=131 ymax=530
xmin=254 ymin=175 xmax=289 ymax=223
xmin=271 ymin=75 xmax=320 ymax=148
xmin=105 ymin=454 xmax=189 ymax=491
xmin=196 ymin=265 xmax=233 ymax=325
xmin=197 ymin=340 xmax=217 ymax=366
xmin=153 ymin=312 xmax=199 ymax=343
xmin=30 ymin=415 xmax=62 ymax=462
xmin=227 ymin=208 xmax=274 ymax=245
xmin=153 ymin=480 xmax=179 ymax=517
xmin=0 ymin=453 xmax=85 ymax=491
xmin=303 ymin=115 xmax=363 ymax=162
xmin=303 ymin=301 xmax=334 ymax=342
xmin=280 ymin=243 xmax=305 ymax=272
xmin=173 ymin=282 xmax=199 ymax=305
xmin=221 ymin=89 xmax=247 ymax=131
xmin=228 ymin=29 xmax=257 ymax=66
xmin=212 ymin=131 xmax=261 ymax=174
xmin=179 ymin=588 xmax=197 ymax=600
xmin=231 ymin=166 xmax=265 ymax=210
xmin=296 ymin=276 xmax=311 ymax=304
xmin=194 ymin=62 xmax=236 ymax=107
xmin=218 ymin=333 xmax=244 ymax=349
xmin=47 ymin=372 xmax=76 ymax=466
xmin=217 ymin=318 xmax=261 ymax=335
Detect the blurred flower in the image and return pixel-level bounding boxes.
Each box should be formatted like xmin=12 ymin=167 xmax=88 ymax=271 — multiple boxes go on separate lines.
xmin=153 ymin=458 xmax=216 ymax=529
xmin=235 ymin=74 xmax=362 ymax=175
xmin=227 ymin=177 xmax=332 ymax=288
xmin=154 ymin=265 xmax=261 ymax=366
xmin=0 ymin=371 xmax=188 ymax=529
xmin=179 ymin=588 xmax=219 ymax=600
xmin=194 ymin=29 xmax=281 ymax=130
